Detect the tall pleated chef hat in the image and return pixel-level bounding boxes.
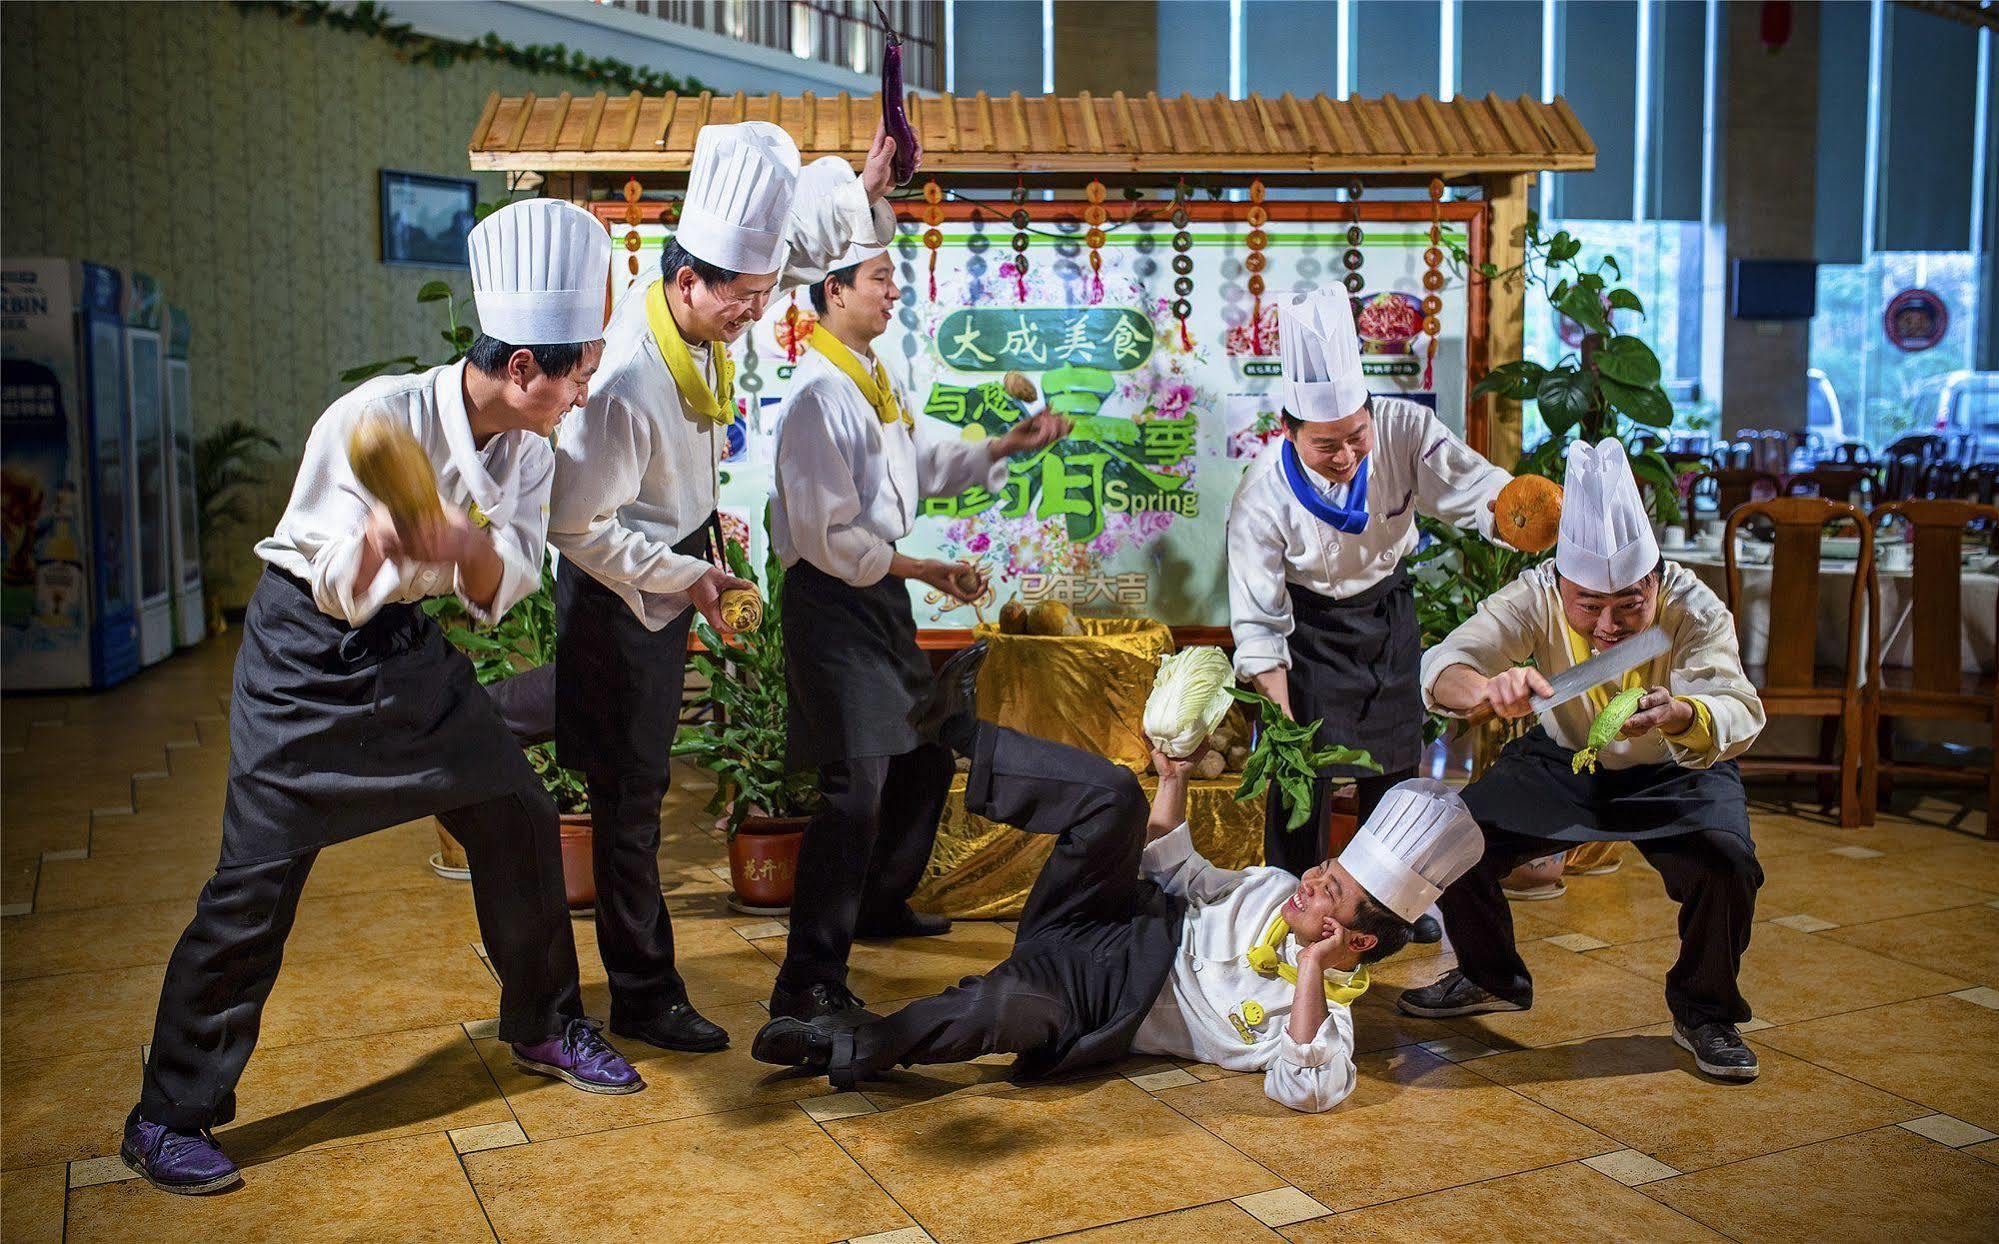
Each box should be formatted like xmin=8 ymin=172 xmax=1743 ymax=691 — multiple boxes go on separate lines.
xmin=1555 ymin=437 xmax=1660 ymax=593
xmin=469 ymin=198 xmax=612 ymax=345
xmin=676 ymin=121 xmax=803 ymax=275
xmin=1280 ymin=288 xmax=1370 ymax=423
xmin=805 ymin=156 xmax=888 ymax=273
xmin=1335 ymin=778 xmax=1482 ymax=923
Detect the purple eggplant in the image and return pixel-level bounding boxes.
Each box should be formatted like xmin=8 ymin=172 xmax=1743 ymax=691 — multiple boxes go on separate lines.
xmin=874 ymin=1 xmax=918 ymax=185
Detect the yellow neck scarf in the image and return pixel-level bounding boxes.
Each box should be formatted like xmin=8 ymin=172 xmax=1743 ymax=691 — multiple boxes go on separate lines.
xmin=1245 ymin=916 xmax=1371 ymax=1006
xmin=1563 ymin=625 xmax=1649 ymax=716
xmin=646 ymin=279 xmax=736 ymax=425
xmin=808 ymin=323 xmax=909 ymax=427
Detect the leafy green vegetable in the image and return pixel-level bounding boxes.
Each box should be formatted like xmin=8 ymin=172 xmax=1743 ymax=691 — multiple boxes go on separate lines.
xmin=1226 ymin=686 xmax=1380 ymax=831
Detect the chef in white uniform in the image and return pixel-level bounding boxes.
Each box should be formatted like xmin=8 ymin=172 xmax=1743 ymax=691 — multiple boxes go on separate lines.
xmin=1227 ymin=288 xmax=1510 ymax=879
xmin=767 ymin=241 xmax=1067 ymax=1023
xmin=124 ymin=200 xmax=639 ymax=1197
xmin=1404 ymin=438 xmax=1767 ymax=1081
xmin=750 ymin=676 xmax=1483 ymax=1114
xmin=542 ymin=121 xmax=905 ymax=1055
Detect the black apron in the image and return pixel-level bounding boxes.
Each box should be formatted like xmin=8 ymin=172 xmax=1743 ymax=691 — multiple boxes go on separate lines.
xmin=1463 ymin=727 xmax=1753 ymax=845
xmin=221 ymin=566 xmax=532 ymax=865
xmin=554 ymin=522 xmax=717 ymax=778
xmin=1009 ymin=894 xmax=1184 ymax=1082
xmin=781 ymin=557 xmax=934 ymax=771
xmin=1283 ymin=565 xmax=1423 ymax=778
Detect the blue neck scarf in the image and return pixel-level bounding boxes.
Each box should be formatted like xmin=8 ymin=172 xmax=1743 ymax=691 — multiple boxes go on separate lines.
xmin=1280 ymin=439 xmax=1371 ymax=534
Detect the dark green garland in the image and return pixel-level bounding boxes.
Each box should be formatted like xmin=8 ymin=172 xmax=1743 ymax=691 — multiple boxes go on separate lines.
xmin=238 ymin=1 xmax=709 ymax=95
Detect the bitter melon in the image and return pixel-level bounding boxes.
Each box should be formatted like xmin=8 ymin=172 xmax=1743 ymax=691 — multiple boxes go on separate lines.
xmin=1572 ymin=686 xmax=1648 ymax=775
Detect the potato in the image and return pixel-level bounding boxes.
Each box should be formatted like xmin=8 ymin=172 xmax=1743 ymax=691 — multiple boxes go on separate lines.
xmin=1002 ymin=371 xmax=1038 ymax=403
xmin=1025 ymin=600 xmax=1080 ymax=637
xmin=998 ymin=600 xmax=1029 ymax=634
xmin=1226 ymin=744 xmax=1250 ymax=772
xmin=1193 ymin=750 xmax=1226 ymax=781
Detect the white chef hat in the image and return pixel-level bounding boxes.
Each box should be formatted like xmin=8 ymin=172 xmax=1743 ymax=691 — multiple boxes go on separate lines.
xmin=468 ymin=198 xmax=611 ymax=345
xmin=1556 ymin=438 xmax=1660 ymax=593
xmin=1280 ymin=288 xmax=1370 ymax=423
xmin=676 ymin=121 xmax=803 ymax=276
xmin=1335 ymin=778 xmax=1482 ymax=923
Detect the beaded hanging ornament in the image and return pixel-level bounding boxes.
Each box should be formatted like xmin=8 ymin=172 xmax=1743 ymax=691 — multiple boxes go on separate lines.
xmin=922 ymin=179 xmax=945 ymax=300
xmin=1010 ymin=179 xmax=1031 ymax=303
xmin=1342 ymin=178 xmax=1366 ymax=295
xmin=622 ymin=177 xmax=644 ymax=279
xmin=1170 ymin=180 xmax=1194 ymax=350
xmin=1422 ymin=177 xmax=1447 ymax=390
xmin=782 ymin=291 xmax=802 ymax=363
xmin=1246 ymin=179 xmax=1270 ymax=354
xmin=1083 ymin=180 xmax=1108 ymax=304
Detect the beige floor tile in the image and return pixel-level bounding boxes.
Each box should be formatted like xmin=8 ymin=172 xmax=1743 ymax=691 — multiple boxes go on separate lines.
xmin=1892 ymin=840 xmax=1999 ymax=894
xmin=1755 ymin=851 xmax=1995 ymax=926
xmin=1232 ymin=1185 xmax=1331 ymax=1228
xmin=1581 ymin=1147 xmax=1682 ymax=1184
xmin=256 ymin=943 xmax=501 ymax=1050
xmin=1420 ymin=941 xmax=1674 ymax=1050
xmin=209 ymin=1024 xmax=510 ymax=1164
xmin=1160 ymin=1047 xmax=1613 ymax=1212
xmin=448 ymin=1120 xmax=527 ymax=1154
xmin=1033 ymin=1201 xmax=1284 ymax=1242
xmin=800 ymin=1090 xmax=878 ymax=1122
xmin=1642 ymin=1127 xmax=1999 ymax=1244
xmin=1 ymin=1164 xmax=67 ymax=1244
xmin=1588 ymin=922 xmax=1968 ymax=1025
xmin=66 ymin=1132 xmax=491 ymax=1244
xmin=1752 ymin=994 xmax=1999 ymax=1131
xmin=1474 ymin=856 xmax=1721 ymax=948
xmin=1822 ymin=904 xmax=1999 ymax=985
xmin=1291 ymin=1162 xmax=1725 ymax=1243
xmin=1955 ymin=985 xmax=1999 ymax=1009
xmin=752 ymin=921 xmax=1018 ymax=1005
xmin=1900 ymin=1113 xmax=1999 ymax=1147
xmin=1 ymin=1046 xmax=142 ymax=1170
xmin=473 ymin=1001 xmax=833 ymax=1141
xmin=1468 ymin=1025 xmax=1925 ymax=1171
xmin=1779 ymin=814 xmax=1983 ymax=858
xmin=827 ymin=1078 xmax=1280 ymax=1244
xmin=465 ymin=1104 xmax=913 ymax=1244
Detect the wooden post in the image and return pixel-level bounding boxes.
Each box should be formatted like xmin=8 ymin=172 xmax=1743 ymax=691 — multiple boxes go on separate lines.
xmin=1482 ymin=172 xmax=1534 ymax=469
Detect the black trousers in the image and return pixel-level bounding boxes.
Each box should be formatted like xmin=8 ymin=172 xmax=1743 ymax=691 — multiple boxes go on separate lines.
xmin=837 ymin=724 xmax=1163 ymax=1081
xmin=1264 ymin=766 xmax=1418 ymax=877
xmin=777 ymin=743 xmax=956 ymax=990
xmin=139 ymin=781 xmax=583 ymax=1131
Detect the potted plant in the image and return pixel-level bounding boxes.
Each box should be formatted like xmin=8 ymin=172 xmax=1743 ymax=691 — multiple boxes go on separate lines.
xmin=192 ymin=419 xmax=281 ymax=634
xmin=672 ymin=516 xmax=822 ymax=914
xmin=423 ymin=566 xmax=597 ymax=910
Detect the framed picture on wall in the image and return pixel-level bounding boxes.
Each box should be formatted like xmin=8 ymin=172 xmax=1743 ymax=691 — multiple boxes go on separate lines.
xmin=379 ymin=170 xmax=477 ymax=268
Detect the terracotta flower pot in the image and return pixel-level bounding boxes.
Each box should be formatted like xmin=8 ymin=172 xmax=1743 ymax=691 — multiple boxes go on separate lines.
xmin=729 ymin=816 xmax=808 ymax=915
xmin=558 ymin=813 xmax=595 ymax=911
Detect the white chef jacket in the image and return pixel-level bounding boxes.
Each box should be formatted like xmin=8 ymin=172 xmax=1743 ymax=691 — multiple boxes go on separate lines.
xmin=770 ymin=349 xmax=1007 ymax=586
xmin=548 ymin=170 xmax=895 ymax=629
xmin=1420 ymin=560 xmax=1766 ymax=769
xmin=255 ymin=360 xmax=549 ymax=629
xmin=1131 ymin=824 xmax=1361 ymax=1114
xmin=1226 ymin=396 xmax=1510 ymax=679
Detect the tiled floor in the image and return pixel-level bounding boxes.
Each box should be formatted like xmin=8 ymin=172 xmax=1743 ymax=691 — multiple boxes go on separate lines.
xmin=3 ymin=635 xmax=1996 ymax=1242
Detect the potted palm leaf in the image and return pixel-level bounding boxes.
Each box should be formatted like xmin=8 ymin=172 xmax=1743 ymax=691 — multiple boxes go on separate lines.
xmin=672 ymin=518 xmax=822 ymax=914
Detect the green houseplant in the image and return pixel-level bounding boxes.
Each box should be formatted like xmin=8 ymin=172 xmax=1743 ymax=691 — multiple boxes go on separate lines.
xmin=672 ymin=518 xmax=823 ymax=913
xmin=192 ymin=419 xmax=282 ymax=630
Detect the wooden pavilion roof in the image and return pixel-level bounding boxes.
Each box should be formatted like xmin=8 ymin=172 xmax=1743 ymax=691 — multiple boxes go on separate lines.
xmin=468 ymin=89 xmax=1595 ymax=179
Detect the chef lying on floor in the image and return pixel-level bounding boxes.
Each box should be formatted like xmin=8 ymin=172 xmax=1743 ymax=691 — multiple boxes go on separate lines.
xmin=751 ymin=647 xmax=1483 ymax=1112
xmin=1402 ymin=437 xmax=1768 ymax=1081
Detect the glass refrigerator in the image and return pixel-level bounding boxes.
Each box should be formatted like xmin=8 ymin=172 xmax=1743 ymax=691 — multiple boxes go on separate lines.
xmin=126 ymin=272 xmax=173 ymax=666
xmin=164 ymin=305 xmax=203 ymax=648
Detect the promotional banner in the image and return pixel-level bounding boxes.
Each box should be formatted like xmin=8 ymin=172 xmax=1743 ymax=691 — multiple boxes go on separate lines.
xmin=624 ymin=204 xmax=1479 ymax=629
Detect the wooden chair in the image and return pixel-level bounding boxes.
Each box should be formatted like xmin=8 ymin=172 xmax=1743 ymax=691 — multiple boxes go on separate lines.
xmin=1786 ymin=466 xmax=1877 ymax=508
xmin=1725 ymin=497 xmax=1875 ymax=827
xmin=1864 ymin=500 xmax=1999 ymax=835
xmin=1710 ymin=467 xmax=1780 ymax=519
xmin=1884 ymin=433 xmax=1948 ymax=462
xmin=1882 ymin=453 xmax=1927 ymax=501
xmin=1828 ymin=442 xmax=1874 ymax=466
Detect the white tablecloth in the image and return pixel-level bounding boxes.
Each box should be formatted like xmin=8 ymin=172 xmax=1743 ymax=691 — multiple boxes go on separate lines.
xmin=1674 ymin=548 xmax=1996 ymax=675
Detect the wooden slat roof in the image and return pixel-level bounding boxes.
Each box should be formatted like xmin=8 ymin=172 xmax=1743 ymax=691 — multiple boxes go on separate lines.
xmin=468 ymin=90 xmax=1594 ymax=177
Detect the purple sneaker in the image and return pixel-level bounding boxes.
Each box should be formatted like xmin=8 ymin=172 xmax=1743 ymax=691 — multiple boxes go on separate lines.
xmin=121 ymin=1108 xmax=240 ymax=1195
xmin=511 ymin=1019 xmax=645 ymax=1095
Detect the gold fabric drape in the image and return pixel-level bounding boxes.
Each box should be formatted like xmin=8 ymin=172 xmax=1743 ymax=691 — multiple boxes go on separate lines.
xmin=972 ymin=617 xmax=1176 ymax=772
xmin=913 ymin=775 xmax=1266 ymax=919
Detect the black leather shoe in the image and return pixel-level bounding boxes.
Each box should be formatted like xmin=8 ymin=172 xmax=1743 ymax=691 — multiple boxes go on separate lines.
xmin=1410 ymin=913 xmax=1444 ymax=944
xmin=611 ymin=1002 xmax=729 ymax=1053
xmin=910 ymin=642 xmax=987 ymax=756
xmin=855 ymin=905 xmax=953 ymax=940
xmin=768 ymin=980 xmax=872 ymax=1024
xmin=751 ymin=1016 xmax=834 ymax=1072
xmin=1397 ymin=969 xmax=1531 ymax=1018
xmin=1673 ymin=1021 xmax=1760 ymax=1081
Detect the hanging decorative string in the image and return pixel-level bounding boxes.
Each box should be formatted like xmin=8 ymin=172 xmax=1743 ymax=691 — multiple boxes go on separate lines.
xmin=1245 ymin=179 xmax=1269 ymax=354
xmin=622 ymin=177 xmax=644 ymax=279
xmin=1009 ymin=180 xmax=1031 ymax=303
xmin=1083 ymin=180 xmax=1109 ymax=304
xmin=922 ymin=179 xmax=945 ymax=301
xmin=1342 ymin=178 xmax=1366 ymax=295
xmin=1170 ymin=180 xmax=1194 ymax=350
xmin=1422 ymin=177 xmax=1447 ymax=390
xmin=782 ymin=292 xmax=803 ymax=363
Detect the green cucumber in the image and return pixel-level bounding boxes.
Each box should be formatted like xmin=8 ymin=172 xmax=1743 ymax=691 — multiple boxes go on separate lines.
xmin=1571 ymin=686 xmax=1647 ymax=775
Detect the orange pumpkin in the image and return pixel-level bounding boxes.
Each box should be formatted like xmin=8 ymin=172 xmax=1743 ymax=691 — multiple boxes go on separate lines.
xmin=1494 ymin=474 xmax=1563 ymax=552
